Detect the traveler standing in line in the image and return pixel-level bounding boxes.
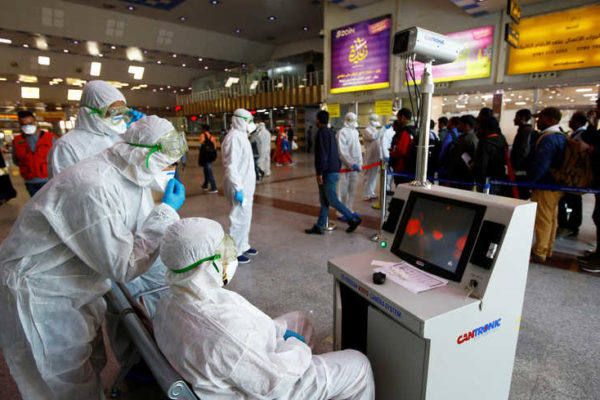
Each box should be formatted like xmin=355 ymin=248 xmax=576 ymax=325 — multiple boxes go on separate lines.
xmin=511 ymin=109 xmax=539 ymax=199
xmin=305 ymin=111 xmax=361 ymax=235
xmin=12 ymin=111 xmax=57 ymax=197
xmin=363 ymin=113 xmax=381 ymax=201
xmin=444 ymin=115 xmax=478 ymax=185
xmin=256 ymin=121 xmax=272 ymax=177
xmin=389 ymin=108 xmax=416 ymax=185
xmin=199 ymin=124 xmax=218 ymax=193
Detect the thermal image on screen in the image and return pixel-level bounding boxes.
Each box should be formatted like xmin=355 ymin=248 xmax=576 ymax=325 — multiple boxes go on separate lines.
xmin=398 ymin=197 xmax=477 ymax=274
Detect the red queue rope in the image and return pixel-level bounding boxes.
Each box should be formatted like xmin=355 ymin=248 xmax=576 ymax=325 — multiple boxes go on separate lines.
xmin=339 ymin=161 xmax=382 ymax=173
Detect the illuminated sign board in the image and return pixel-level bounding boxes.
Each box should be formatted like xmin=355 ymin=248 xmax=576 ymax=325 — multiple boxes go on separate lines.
xmin=330 ymin=15 xmax=391 ymax=94
xmin=507 ymin=0 xmax=521 ymax=24
xmin=409 ymin=25 xmax=494 ymax=84
xmin=508 ymin=4 xmax=600 ymax=75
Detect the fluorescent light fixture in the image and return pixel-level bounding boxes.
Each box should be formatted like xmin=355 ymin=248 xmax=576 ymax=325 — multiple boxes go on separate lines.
xmin=38 ymin=56 xmax=50 ymax=66
xmin=225 ymin=77 xmax=240 ymax=88
xmin=87 ymin=41 xmax=100 ymax=56
xmin=456 ymin=104 xmax=466 ymax=108
xmin=583 ymin=93 xmax=596 ymax=97
xmin=106 ymin=81 xmax=129 ymax=89
xmin=128 ymin=66 xmax=144 ymax=80
xmin=59 ymin=120 xmax=66 ymax=130
xmin=68 ymin=89 xmax=82 ymax=101
xmin=515 ymin=101 xmax=527 ymax=105
xmin=0 ymin=77 xmax=7 ymax=81
xmin=0 ymin=38 xmax=11 ymax=44
xmin=90 ymin=62 xmax=102 ymax=76
xmin=576 ymin=88 xmax=593 ymax=92
xmin=35 ymin=37 xmax=48 ymax=50
xmin=66 ymin=78 xmax=87 ymax=87
xmin=126 ymin=47 xmax=144 ymax=62
xmin=249 ymin=80 xmax=259 ymax=90
xmin=21 ymin=87 xmax=40 ymax=99
xmin=18 ymin=75 xmax=38 ymax=83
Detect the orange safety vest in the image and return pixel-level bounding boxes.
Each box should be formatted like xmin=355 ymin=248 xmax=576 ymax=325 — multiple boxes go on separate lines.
xmin=13 ymin=131 xmax=56 ymax=180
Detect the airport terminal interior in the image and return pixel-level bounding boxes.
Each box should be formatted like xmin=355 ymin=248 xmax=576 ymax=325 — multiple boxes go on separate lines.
xmin=0 ymin=0 xmax=599 ymax=399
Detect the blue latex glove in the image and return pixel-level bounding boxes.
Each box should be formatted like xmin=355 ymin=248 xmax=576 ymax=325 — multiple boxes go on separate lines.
xmin=352 ymin=164 xmax=361 ymax=172
xmin=127 ymin=109 xmax=146 ymax=128
xmin=385 ymin=157 xmax=390 ymax=163
xmin=162 ymin=179 xmax=185 ymax=211
xmin=385 ymin=123 xmax=392 ymax=129
xmin=234 ymin=190 xmax=244 ymax=205
xmin=283 ymin=329 xmax=306 ymax=343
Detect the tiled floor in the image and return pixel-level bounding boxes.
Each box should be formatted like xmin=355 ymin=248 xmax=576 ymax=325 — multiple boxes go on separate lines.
xmin=0 ymin=150 xmax=599 ymax=399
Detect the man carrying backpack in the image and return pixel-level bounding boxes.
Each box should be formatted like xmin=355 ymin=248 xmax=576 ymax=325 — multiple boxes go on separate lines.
xmin=199 ymin=124 xmax=218 ymax=193
xmin=528 ymin=108 xmax=566 ymax=263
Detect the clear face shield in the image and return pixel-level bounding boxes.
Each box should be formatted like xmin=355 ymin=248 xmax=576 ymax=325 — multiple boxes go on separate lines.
xmin=127 ymin=130 xmax=189 ymax=168
xmin=170 ymin=234 xmax=239 ymax=285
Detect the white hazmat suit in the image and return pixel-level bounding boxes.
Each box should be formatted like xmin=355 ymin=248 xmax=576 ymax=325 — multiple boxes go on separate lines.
xmin=337 ymin=112 xmax=363 ymax=213
xmin=256 ymin=122 xmax=272 ymax=176
xmin=48 ymin=80 xmax=126 ymax=178
xmin=0 ymin=116 xmax=181 ymax=400
xmin=222 ymin=109 xmax=256 ymax=254
xmin=380 ymin=117 xmax=396 ymax=192
xmin=154 ymin=218 xmax=375 ymax=400
xmin=363 ymin=114 xmax=381 ymax=199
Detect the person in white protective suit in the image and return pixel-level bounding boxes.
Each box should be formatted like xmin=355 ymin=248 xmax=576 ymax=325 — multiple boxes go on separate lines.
xmin=337 ymin=112 xmax=363 ymax=219
xmin=0 ymin=116 xmax=187 ymax=400
xmin=372 ymin=114 xmax=396 ymax=210
xmin=48 ymin=80 xmax=129 ymax=178
xmin=256 ymin=121 xmax=272 ymax=177
xmin=362 ymin=113 xmax=382 ymax=201
xmin=154 ymin=217 xmax=375 ymax=400
xmin=222 ymin=108 xmax=258 ymax=264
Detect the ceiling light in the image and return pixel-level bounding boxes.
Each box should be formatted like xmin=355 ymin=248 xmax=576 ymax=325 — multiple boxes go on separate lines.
xmin=87 ymin=41 xmax=99 ymax=55
xmin=38 ymin=56 xmax=50 ymax=66
xmin=172 ymin=54 xmax=177 ymax=58
xmin=576 ymin=88 xmax=593 ymax=92
xmin=128 ymin=66 xmax=145 ymax=80
xmin=63 ymin=49 xmax=69 ymax=53
xmin=66 ymin=78 xmax=87 ymax=87
xmin=210 ymin=0 xmax=220 ymax=4
xmin=180 ymin=88 xmax=184 ymax=92
xmin=198 ymin=57 xmax=203 ymax=62
xmin=143 ymin=49 xmax=148 ymax=54
xmin=267 ymin=16 xmax=276 ymax=21
xmin=126 ymin=47 xmax=144 ymax=62
xmin=234 ymin=28 xmax=242 ymax=34
xmin=157 ymin=60 xmax=162 ymax=64
xmin=35 ymin=37 xmax=48 ymax=50
xmin=153 ymin=88 xmax=157 ymax=92
xmin=0 ymin=38 xmax=11 ymax=44
xmin=98 ymin=53 xmax=103 ymax=57
xmin=583 ymin=93 xmax=596 ymax=97
xmin=456 ymin=104 xmax=465 ymax=108
xmin=250 ymin=80 xmax=259 ymax=90
xmin=67 ymin=89 xmax=82 ymax=101
xmin=127 ymin=5 xmax=135 ymax=10
xmin=515 ymin=101 xmax=526 ymax=105
xmin=106 ymin=81 xmax=129 ymax=89
xmin=23 ymin=44 xmax=29 ymax=48
xmin=225 ymin=77 xmax=240 ymax=87
xmin=188 ymin=86 xmax=192 ymax=90
xmin=110 ymin=45 xmax=116 ymax=50
xmin=303 ymin=26 xmax=309 ymax=31
xmin=182 ymin=63 xmax=186 ymax=67
xmin=21 ymin=87 xmax=40 ymax=99
xmin=90 ymin=61 xmax=102 ymax=76
xmin=204 ymin=66 xmax=209 ymax=70
xmin=173 ymin=90 xmax=177 ymax=93
xmin=0 ymin=77 xmax=7 ymax=81
xmin=160 ymin=87 xmax=164 ymax=90
xmin=224 ymin=68 xmax=229 ymax=72
xmin=19 ymin=75 xmax=38 ymax=83
xmin=167 ymin=85 xmax=171 ymax=89
xmin=179 ymin=16 xmax=187 ymax=21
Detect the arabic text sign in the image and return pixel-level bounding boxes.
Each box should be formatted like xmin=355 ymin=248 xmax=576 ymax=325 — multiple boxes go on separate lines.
xmin=331 ymin=15 xmax=391 ymax=94
xmin=409 ymin=26 xmax=494 ymax=84
xmin=327 ymin=104 xmax=341 ymax=118
xmin=375 ymin=100 xmax=394 ymax=116
xmin=508 ymin=4 xmax=600 ymax=75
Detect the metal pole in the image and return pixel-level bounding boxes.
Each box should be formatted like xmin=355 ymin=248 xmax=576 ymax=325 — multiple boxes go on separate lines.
xmin=324 ymin=215 xmax=337 ymax=231
xmin=411 ymin=60 xmax=434 ymax=188
xmin=483 ymin=177 xmax=491 ymax=195
xmin=370 ymin=160 xmax=387 ymax=242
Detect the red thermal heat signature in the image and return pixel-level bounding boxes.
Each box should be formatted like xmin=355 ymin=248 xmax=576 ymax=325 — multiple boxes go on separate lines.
xmin=406 ymin=219 xmax=424 ymax=237
xmin=433 ymin=230 xmax=443 ymax=241
xmin=454 ymin=235 xmax=467 ymax=259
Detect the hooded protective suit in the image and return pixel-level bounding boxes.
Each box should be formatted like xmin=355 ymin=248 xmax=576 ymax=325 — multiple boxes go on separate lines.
xmin=380 ymin=116 xmax=396 ymax=192
xmin=154 ymin=218 xmax=375 ymax=400
xmin=47 ymin=80 xmax=127 ymax=178
xmin=337 ymin=112 xmax=363 ymax=213
xmin=363 ymin=114 xmax=381 ymax=199
xmin=0 ymin=116 xmax=181 ymax=400
xmin=222 ymin=109 xmax=256 ymax=254
xmin=256 ymin=122 xmax=272 ymax=176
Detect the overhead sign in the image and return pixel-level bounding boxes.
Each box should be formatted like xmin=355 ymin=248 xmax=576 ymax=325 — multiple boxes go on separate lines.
xmin=505 ymin=22 xmax=519 ymax=49
xmin=327 ymin=104 xmax=341 ymax=118
xmin=375 ymin=100 xmax=393 ymax=116
xmin=408 ymin=25 xmax=494 ymax=84
xmin=330 ymin=15 xmax=391 ymax=94
xmin=507 ymin=0 xmax=521 ymax=24
xmin=508 ymin=4 xmax=600 ymax=75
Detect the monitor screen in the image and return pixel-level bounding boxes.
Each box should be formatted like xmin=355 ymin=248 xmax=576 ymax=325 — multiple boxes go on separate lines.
xmin=390 ymin=192 xmax=486 ymax=281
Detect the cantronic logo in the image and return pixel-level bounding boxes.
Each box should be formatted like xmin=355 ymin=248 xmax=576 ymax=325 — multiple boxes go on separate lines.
xmin=425 ymin=35 xmax=445 ymax=45
xmin=457 ymin=318 xmax=501 ymax=344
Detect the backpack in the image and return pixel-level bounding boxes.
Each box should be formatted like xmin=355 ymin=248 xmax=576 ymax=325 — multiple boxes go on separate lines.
xmin=199 ymin=133 xmax=217 ymax=164
xmin=539 ymin=133 xmax=593 ymax=192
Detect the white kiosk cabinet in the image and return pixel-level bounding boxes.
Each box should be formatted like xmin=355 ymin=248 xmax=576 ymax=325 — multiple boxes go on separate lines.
xmin=328 ymin=185 xmax=536 ymax=400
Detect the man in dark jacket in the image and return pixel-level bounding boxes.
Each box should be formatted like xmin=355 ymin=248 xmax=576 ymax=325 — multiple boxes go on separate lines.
xmin=389 ymin=108 xmax=416 ymax=184
xmin=445 ymin=115 xmax=478 ymax=185
xmin=528 ymin=107 xmax=566 ymax=263
xmin=305 ymin=111 xmax=361 ymax=234
xmin=474 ymin=117 xmax=508 ymax=195
xmin=511 ymin=109 xmax=538 ymax=199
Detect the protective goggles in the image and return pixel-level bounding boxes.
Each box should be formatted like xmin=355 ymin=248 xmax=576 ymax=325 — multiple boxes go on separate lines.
xmin=170 ymin=234 xmax=238 ymax=285
xmin=127 ymin=130 xmax=189 ymax=168
xmin=234 ymin=114 xmax=254 ymax=124
xmin=86 ymin=105 xmax=132 ymax=125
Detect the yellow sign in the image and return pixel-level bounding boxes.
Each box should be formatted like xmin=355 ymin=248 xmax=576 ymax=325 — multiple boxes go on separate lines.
xmin=375 ymin=100 xmax=393 ymax=116
xmin=327 ymin=104 xmax=341 ymax=118
xmin=508 ymin=4 xmax=600 ymax=75
xmin=349 ymin=37 xmax=368 ymax=64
